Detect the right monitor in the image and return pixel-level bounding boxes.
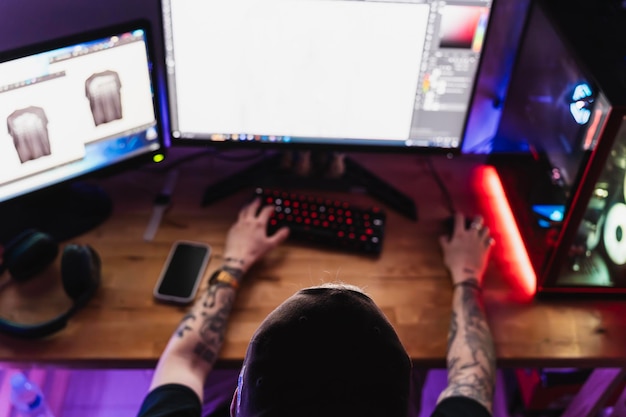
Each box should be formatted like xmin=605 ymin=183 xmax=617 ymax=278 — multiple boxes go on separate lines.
xmin=492 ymin=0 xmax=626 ymax=295
xmin=161 ymin=0 xmax=495 ymax=152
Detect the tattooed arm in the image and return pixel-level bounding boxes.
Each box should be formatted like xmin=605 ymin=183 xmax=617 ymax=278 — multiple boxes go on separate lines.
xmin=148 ymin=198 xmax=289 ymax=401
xmin=437 ymin=213 xmax=496 ymax=414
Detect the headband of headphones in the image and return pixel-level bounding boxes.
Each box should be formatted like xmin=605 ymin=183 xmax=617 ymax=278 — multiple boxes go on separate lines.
xmin=0 ymin=230 xmax=101 ymax=339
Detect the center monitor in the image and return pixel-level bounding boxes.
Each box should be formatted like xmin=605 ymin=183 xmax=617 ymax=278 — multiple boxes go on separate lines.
xmin=161 ymin=0 xmax=495 ymax=152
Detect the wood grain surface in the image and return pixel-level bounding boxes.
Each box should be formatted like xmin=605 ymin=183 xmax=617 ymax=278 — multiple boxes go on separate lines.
xmin=1 ymin=148 xmax=625 ymax=369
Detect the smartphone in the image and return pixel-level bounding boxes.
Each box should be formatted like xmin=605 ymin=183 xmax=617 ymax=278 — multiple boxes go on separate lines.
xmin=153 ymin=240 xmax=211 ymax=304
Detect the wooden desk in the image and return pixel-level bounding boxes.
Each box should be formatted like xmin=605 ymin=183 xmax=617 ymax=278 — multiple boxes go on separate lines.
xmin=2 ymin=148 xmax=626 ymax=371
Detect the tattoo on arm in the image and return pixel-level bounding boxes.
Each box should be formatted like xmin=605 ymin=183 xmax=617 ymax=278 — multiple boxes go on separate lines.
xmin=203 ymin=284 xmax=219 ymax=309
xmin=193 ymin=288 xmax=236 ymax=364
xmin=176 ymin=313 xmax=196 ymax=338
xmin=440 ymin=278 xmax=496 ymax=410
xmin=447 ymin=310 xmax=457 ymax=352
xmin=174 ymin=267 xmax=243 ymax=365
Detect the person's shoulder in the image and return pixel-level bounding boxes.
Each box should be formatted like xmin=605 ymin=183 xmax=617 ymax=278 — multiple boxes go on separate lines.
xmin=430 ymin=396 xmax=492 ymax=417
xmin=136 ymin=383 xmax=202 ymax=417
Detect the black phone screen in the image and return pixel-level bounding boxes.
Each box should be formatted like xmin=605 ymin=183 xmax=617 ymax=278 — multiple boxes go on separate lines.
xmin=157 ymin=243 xmax=209 ymax=298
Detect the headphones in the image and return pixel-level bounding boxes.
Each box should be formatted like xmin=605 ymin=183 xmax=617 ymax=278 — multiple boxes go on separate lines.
xmin=0 ymin=229 xmax=101 ymax=339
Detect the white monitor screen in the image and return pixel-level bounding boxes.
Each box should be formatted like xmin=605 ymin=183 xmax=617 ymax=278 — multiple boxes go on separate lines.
xmin=162 ymin=0 xmax=494 ymax=150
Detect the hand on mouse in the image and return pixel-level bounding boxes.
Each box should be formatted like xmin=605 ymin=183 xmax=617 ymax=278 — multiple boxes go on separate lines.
xmin=438 ymin=212 xmax=495 ymax=286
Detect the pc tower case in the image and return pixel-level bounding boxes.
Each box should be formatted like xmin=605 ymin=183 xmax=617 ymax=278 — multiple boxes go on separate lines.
xmin=489 ymin=0 xmax=626 ymax=295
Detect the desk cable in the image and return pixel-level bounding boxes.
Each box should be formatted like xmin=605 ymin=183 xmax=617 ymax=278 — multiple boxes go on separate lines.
xmin=144 ymin=169 xmax=179 ymax=241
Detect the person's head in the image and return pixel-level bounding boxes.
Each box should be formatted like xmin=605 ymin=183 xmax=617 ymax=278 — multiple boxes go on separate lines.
xmin=230 ymin=283 xmax=412 ymax=417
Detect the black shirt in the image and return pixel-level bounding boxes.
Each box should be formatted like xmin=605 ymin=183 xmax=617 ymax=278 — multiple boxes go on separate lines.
xmin=138 ymin=384 xmax=202 ymax=417
xmin=137 ymin=384 xmax=491 ymax=417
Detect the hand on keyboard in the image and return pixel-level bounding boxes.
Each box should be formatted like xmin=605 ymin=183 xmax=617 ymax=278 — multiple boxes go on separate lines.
xmin=255 ymin=187 xmax=386 ymax=255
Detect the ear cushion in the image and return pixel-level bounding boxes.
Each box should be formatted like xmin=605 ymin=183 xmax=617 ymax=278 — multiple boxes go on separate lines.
xmin=60 ymin=244 xmax=101 ymax=302
xmin=2 ymin=229 xmax=59 ymax=282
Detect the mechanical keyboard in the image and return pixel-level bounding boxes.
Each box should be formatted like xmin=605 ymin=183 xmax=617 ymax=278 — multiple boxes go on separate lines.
xmin=255 ymin=187 xmax=386 ymax=255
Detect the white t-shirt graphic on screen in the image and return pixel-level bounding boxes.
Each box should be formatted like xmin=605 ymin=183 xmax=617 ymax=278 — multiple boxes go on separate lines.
xmin=85 ymin=70 xmax=123 ymax=126
xmin=7 ymin=106 xmax=52 ymax=164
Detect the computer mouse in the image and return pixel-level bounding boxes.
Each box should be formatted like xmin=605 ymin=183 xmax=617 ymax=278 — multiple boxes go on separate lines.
xmin=441 ymin=214 xmax=475 ymax=240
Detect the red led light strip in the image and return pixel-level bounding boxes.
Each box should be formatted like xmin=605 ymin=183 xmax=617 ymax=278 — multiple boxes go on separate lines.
xmin=473 ymin=165 xmax=537 ymax=299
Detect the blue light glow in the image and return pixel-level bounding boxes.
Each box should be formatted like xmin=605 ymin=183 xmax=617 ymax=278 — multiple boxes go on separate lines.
xmin=569 ymin=83 xmax=593 ymax=125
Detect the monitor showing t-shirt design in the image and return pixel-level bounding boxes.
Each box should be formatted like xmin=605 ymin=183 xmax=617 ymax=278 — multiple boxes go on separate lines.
xmin=0 ymin=20 xmax=165 ymax=241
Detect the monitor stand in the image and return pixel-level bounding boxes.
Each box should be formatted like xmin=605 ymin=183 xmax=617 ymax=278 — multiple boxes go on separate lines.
xmin=0 ymin=182 xmax=113 ymax=244
xmin=201 ymin=152 xmax=417 ymax=221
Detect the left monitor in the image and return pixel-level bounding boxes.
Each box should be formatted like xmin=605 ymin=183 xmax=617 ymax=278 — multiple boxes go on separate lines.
xmin=0 ymin=21 xmax=165 ymax=242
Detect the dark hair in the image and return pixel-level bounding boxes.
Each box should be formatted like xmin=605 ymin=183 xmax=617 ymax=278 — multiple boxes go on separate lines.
xmin=236 ymin=284 xmax=412 ymax=417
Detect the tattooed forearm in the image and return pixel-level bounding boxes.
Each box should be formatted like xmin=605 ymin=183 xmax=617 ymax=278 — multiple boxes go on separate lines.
xmin=460 ymin=280 xmax=496 ymax=386
xmin=173 ymin=271 xmax=239 ymax=366
xmin=150 ymin=265 xmax=244 ymax=396
xmin=204 ymin=284 xmax=219 ymax=309
xmin=192 ymin=286 xmax=236 ymax=364
xmin=199 ymin=290 xmax=234 ymax=344
xmin=439 ymin=278 xmax=496 ymax=412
